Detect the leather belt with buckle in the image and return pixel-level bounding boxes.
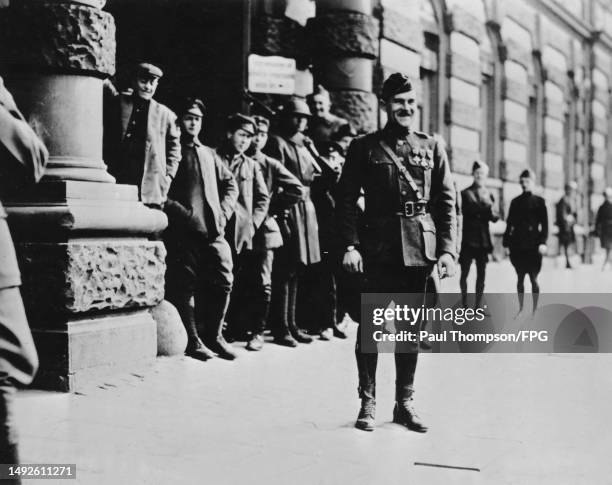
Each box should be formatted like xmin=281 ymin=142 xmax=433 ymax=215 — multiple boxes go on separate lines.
xmin=397 ymin=201 xmax=427 ymax=218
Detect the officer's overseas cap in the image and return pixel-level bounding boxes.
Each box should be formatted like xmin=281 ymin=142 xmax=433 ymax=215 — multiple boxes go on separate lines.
xmin=381 ymin=73 xmax=414 ymax=101
xmin=472 ymin=160 xmax=489 ymax=172
xmin=519 ymin=169 xmax=535 ymax=179
xmin=226 ymin=113 xmax=256 ymax=136
xmin=281 ymin=97 xmax=312 ymax=118
xmin=136 ymin=62 xmax=163 ymax=79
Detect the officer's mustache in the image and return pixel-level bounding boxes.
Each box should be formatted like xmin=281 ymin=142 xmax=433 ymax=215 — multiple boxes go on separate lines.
xmin=395 ymin=109 xmax=412 ymax=117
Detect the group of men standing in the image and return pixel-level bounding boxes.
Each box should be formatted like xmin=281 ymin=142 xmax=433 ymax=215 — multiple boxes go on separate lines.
xmin=99 ymin=62 xmax=564 ymax=434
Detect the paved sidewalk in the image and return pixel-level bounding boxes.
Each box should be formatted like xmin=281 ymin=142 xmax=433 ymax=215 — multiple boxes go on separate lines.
xmin=14 ymin=259 xmax=612 ymax=484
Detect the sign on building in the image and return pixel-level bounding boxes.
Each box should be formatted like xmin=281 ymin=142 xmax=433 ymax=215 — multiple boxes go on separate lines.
xmin=248 ymin=54 xmax=296 ymax=95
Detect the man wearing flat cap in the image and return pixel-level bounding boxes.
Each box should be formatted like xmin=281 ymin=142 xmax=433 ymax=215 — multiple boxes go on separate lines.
xmin=164 ymin=98 xmax=239 ymax=362
xmin=337 ymin=72 xmax=457 ymax=432
xmin=216 ymin=114 xmax=270 ymax=352
xmin=264 ymin=97 xmax=320 ymax=347
xmin=103 ymin=62 xmax=181 ymax=208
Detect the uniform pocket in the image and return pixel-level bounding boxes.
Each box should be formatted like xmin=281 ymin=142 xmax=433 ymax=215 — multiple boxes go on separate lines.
xmin=419 ymin=216 xmax=437 ymax=261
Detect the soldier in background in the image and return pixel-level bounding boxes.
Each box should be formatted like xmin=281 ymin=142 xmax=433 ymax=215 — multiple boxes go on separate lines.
xmin=164 ymin=99 xmax=238 ymax=361
xmin=0 ymin=75 xmax=48 ymax=474
xmin=337 ymin=73 xmax=456 ymax=433
xmin=556 ymin=181 xmax=578 ymax=269
xmin=244 ymin=115 xmax=303 ymax=351
xmin=459 ymin=161 xmax=499 ymax=308
xmin=306 ymin=84 xmax=349 ymax=150
xmin=103 ymin=62 xmax=181 ymax=209
xmin=595 ymin=187 xmax=612 ymax=270
xmin=503 ymin=169 xmax=548 ymax=317
xmin=265 ymin=98 xmax=320 ymax=346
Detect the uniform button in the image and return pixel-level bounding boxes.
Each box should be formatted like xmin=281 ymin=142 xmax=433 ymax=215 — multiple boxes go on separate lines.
xmin=126 ymin=133 xmax=132 ymax=138
xmin=401 ymin=190 xmax=407 ymax=195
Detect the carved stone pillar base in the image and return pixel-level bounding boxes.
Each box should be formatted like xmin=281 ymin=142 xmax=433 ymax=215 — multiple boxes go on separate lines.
xmin=32 ymin=311 xmax=157 ymax=392
xmin=6 ymin=181 xmax=167 ymax=392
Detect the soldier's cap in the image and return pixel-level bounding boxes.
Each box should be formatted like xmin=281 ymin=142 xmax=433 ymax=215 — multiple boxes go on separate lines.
xmin=519 ymin=169 xmax=535 ymax=179
xmin=226 ymin=113 xmax=256 ymax=136
xmin=307 ymin=84 xmax=330 ymax=101
xmin=321 ymin=141 xmax=343 ymax=156
xmin=180 ymin=98 xmax=205 ymax=118
xmin=281 ymin=97 xmax=312 ymax=118
xmin=381 ymin=73 xmax=414 ymax=101
xmin=135 ymin=62 xmax=163 ymax=80
xmin=565 ymin=181 xmax=578 ymax=190
xmin=253 ymin=115 xmax=270 ymax=129
xmin=332 ymin=123 xmax=358 ymax=141
xmin=472 ymin=160 xmax=489 ymax=172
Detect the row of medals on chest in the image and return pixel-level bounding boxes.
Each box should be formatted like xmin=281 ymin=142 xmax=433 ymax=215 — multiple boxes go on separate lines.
xmin=397 ymin=139 xmax=434 ymax=169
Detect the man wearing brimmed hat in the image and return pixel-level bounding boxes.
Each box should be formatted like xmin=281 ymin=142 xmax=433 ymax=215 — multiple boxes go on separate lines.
xmin=336 ymin=72 xmax=457 ymax=433
xmin=264 ymin=97 xmax=320 ymax=347
xmin=164 ymin=98 xmax=238 ymax=362
xmin=215 ymin=114 xmax=270 ymax=352
xmin=103 ymin=61 xmax=181 ymax=208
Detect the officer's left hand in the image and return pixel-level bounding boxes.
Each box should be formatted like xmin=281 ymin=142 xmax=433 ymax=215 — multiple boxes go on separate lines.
xmin=437 ymin=253 xmax=456 ymax=279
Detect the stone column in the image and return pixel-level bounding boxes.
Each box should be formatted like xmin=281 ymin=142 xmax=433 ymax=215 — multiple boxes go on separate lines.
xmin=309 ymin=0 xmax=379 ymax=133
xmin=0 ymin=0 xmax=167 ymax=392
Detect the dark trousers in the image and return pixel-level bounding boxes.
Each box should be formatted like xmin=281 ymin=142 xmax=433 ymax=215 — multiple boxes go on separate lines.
xmin=270 ymin=244 xmax=301 ymax=337
xmin=356 ymin=263 xmax=432 ymax=401
xmin=298 ymin=251 xmax=338 ymax=332
xmin=164 ymin=234 xmax=233 ymax=344
xmin=227 ymin=249 xmax=274 ymax=337
xmin=0 ymin=382 xmax=19 ymax=484
xmin=459 ymin=248 xmax=489 ymax=306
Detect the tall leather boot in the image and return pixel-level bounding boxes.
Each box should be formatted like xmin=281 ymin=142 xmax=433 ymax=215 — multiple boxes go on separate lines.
xmin=271 ymin=278 xmax=298 ymax=347
xmin=287 ymin=274 xmax=312 ymax=343
xmin=168 ymin=293 xmax=215 ymax=361
xmin=203 ymin=290 xmax=237 ymax=360
xmin=355 ymin=344 xmax=377 ymax=431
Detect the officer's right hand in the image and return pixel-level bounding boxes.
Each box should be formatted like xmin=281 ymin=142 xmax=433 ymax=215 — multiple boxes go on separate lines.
xmin=343 ymin=248 xmax=363 ymax=273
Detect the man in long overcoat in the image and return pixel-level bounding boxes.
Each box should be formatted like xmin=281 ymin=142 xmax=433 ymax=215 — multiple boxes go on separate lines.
xmin=265 ymin=98 xmax=320 ymax=345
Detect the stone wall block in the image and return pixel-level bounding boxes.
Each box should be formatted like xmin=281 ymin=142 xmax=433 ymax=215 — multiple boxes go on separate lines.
xmin=309 ymin=12 xmax=379 ymax=59
xmin=544 ymin=99 xmax=564 ymax=120
xmin=501 ymin=119 xmax=528 ymax=144
xmin=381 ymin=9 xmax=423 ymax=52
xmin=17 ymin=241 xmax=166 ymax=323
xmin=448 ymin=54 xmax=481 ymax=85
xmin=252 ymin=15 xmax=305 ymax=60
xmin=501 ymin=77 xmax=529 ymax=105
xmin=448 ymin=99 xmax=482 ymax=131
xmin=329 ymin=90 xmax=377 ymax=133
xmin=0 ymin=2 xmax=115 ymax=76
xmin=543 ymin=135 xmax=564 ymax=155
xmin=444 ymin=8 xmax=485 ymax=42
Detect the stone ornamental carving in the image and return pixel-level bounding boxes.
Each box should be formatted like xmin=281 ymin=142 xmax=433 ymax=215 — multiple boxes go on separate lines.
xmin=309 ymin=12 xmax=379 ymax=59
xmin=18 ymin=241 xmax=166 ymax=320
xmin=0 ymin=2 xmax=115 ymax=76
xmin=330 ymin=91 xmax=377 ymax=134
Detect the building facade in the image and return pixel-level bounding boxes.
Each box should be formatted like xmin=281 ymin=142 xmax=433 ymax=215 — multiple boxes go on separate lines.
xmin=1 ymin=0 xmax=611 ymax=389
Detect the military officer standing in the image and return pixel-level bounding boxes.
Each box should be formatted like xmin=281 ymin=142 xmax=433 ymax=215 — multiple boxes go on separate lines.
xmin=337 ymin=73 xmax=456 ymax=433
xmin=555 ymin=181 xmax=578 ymax=269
